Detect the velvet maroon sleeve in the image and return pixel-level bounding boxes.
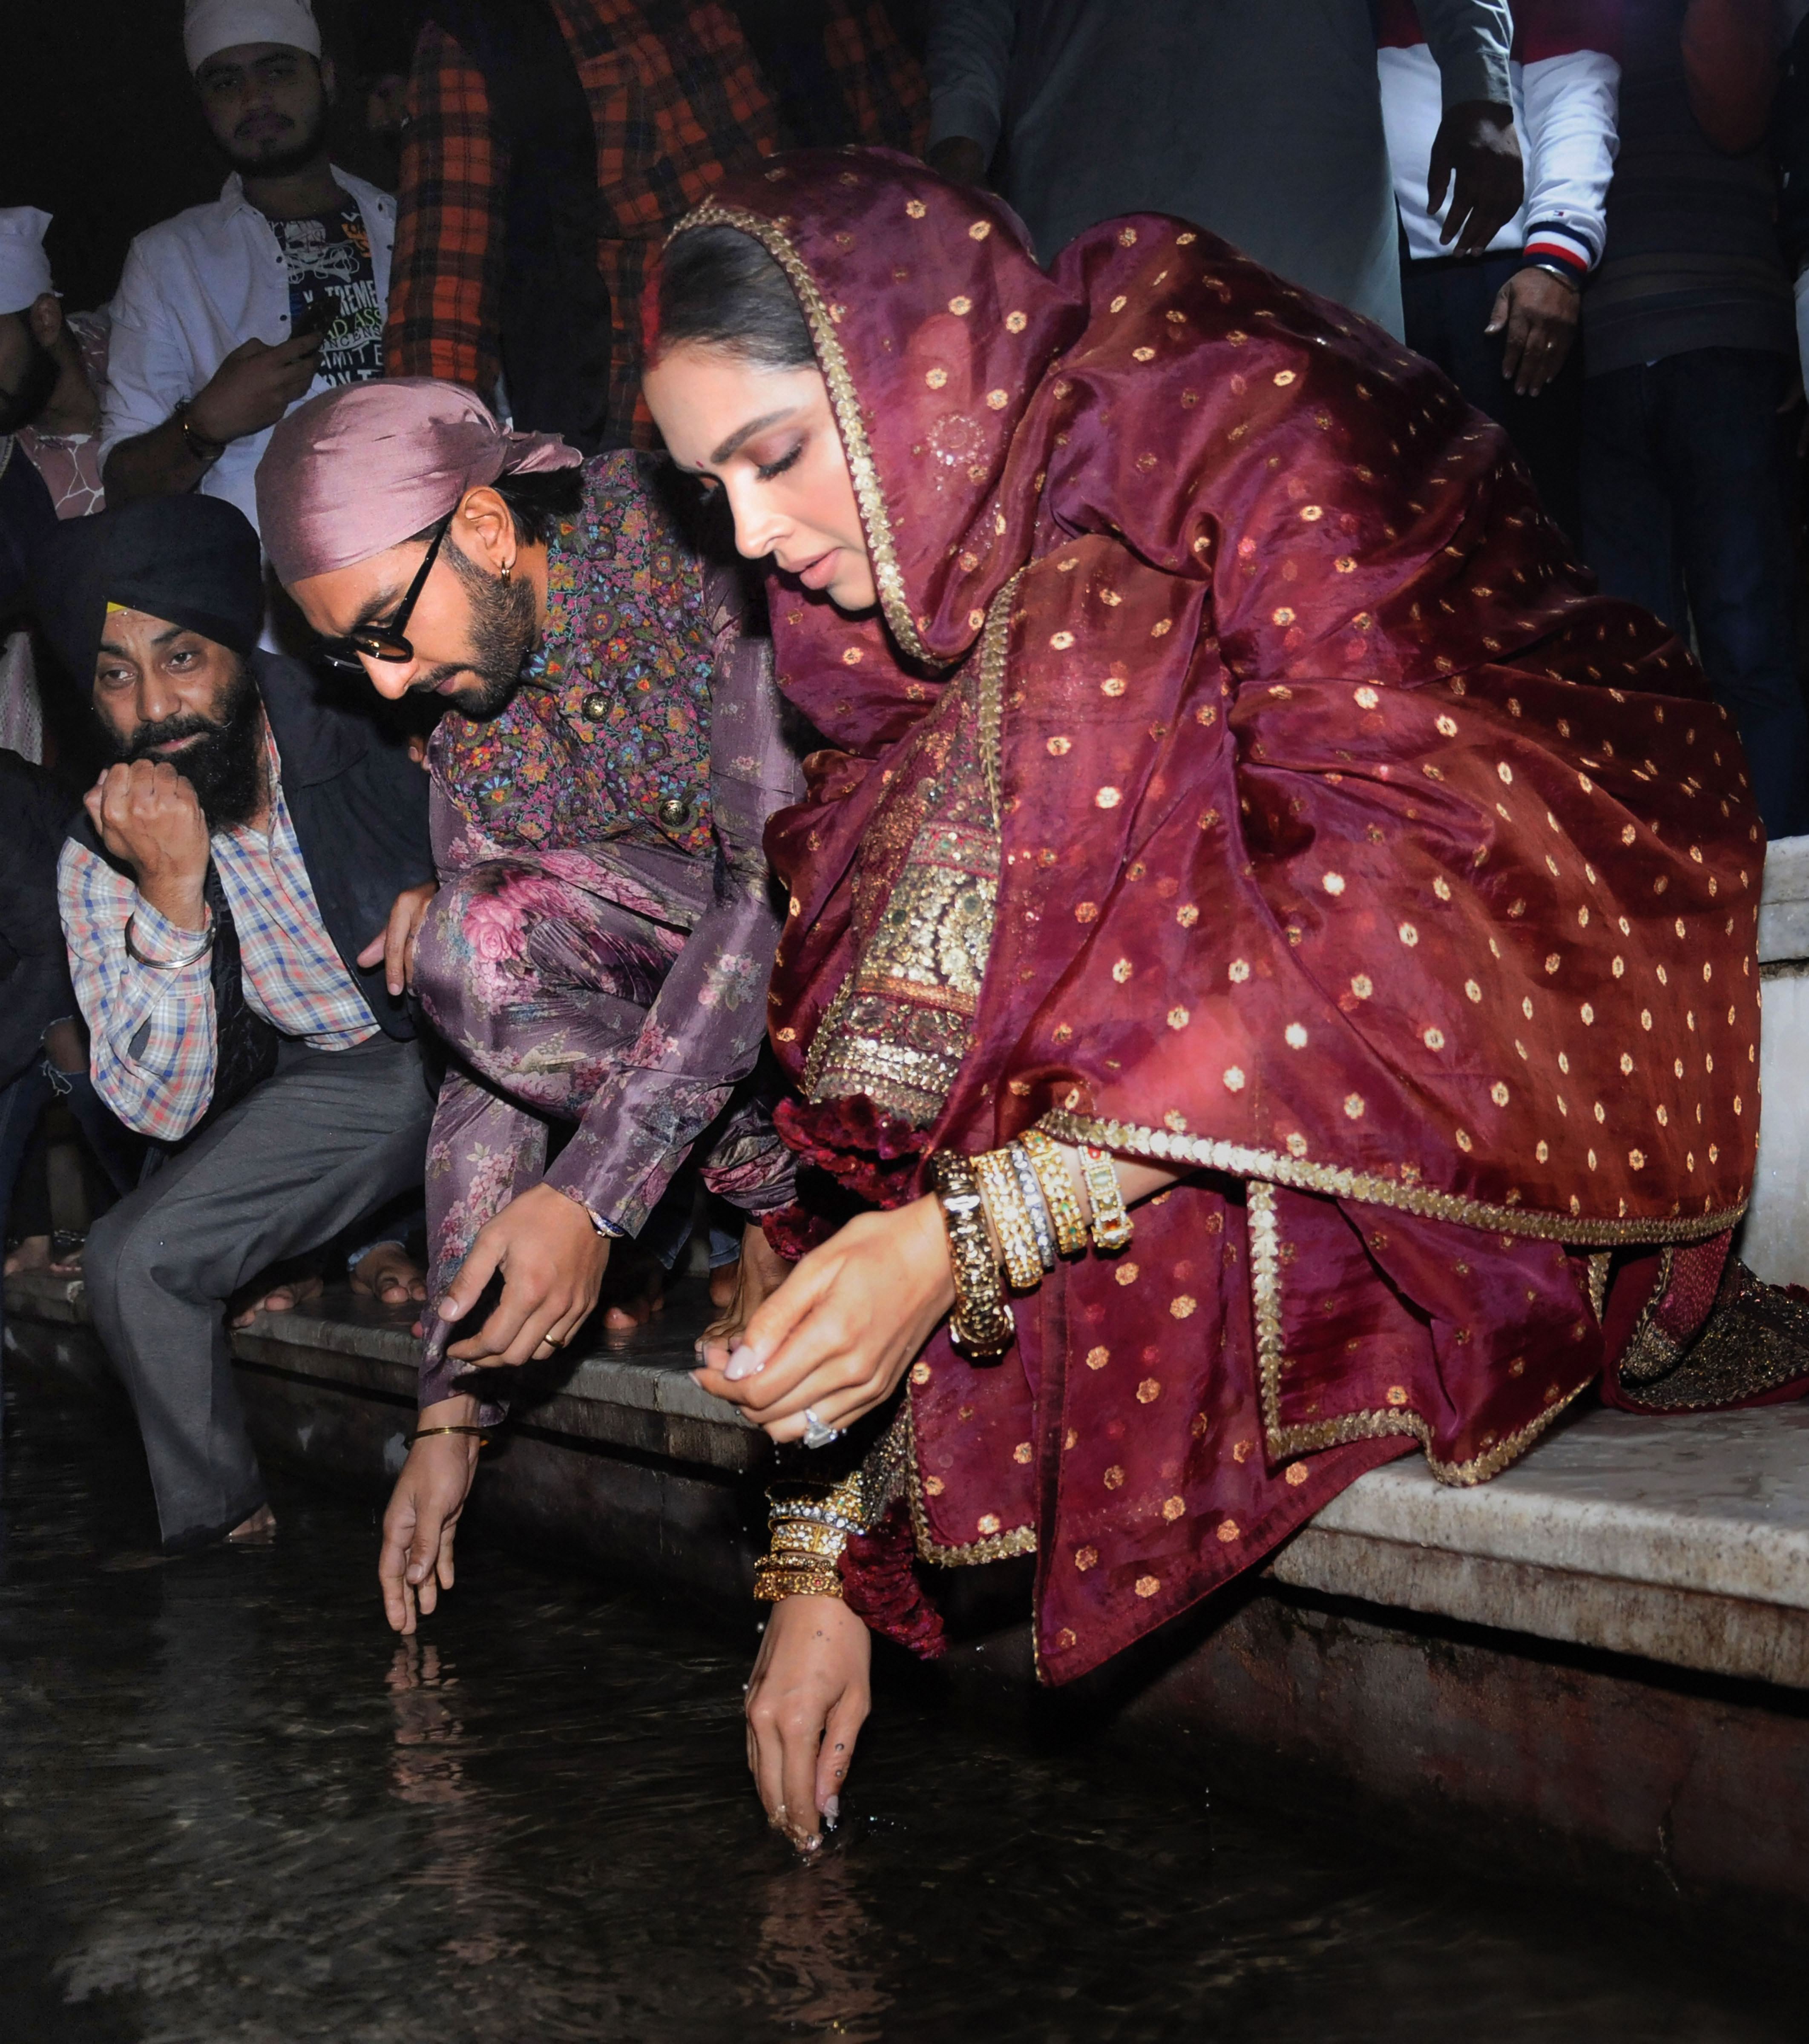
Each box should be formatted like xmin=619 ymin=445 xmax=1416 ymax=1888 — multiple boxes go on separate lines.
xmin=837 ymin=1499 xmax=946 ymax=1660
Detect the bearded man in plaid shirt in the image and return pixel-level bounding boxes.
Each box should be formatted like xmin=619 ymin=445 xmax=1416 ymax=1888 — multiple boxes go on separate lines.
xmin=385 ymin=1 xmax=926 ymax=450
xmin=35 ymin=496 xmax=438 ymax=1554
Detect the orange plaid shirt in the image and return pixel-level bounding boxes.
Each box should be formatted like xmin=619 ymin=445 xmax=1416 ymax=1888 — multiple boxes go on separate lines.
xmin=385 ymin=1 xmax=926 ymax=446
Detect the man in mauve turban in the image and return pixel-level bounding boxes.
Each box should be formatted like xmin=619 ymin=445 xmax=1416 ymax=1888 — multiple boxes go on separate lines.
xmin=256 ymin=377 xmax=803 ymax=1632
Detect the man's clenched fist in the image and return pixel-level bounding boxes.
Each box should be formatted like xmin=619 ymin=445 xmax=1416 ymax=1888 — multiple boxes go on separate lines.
xmin=84 ymin=759 xmax=212 ymax=930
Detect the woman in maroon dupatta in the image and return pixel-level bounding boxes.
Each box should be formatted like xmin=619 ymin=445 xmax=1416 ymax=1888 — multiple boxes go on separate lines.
xmin=642 ymin=150 xmax=1789 ymax=1850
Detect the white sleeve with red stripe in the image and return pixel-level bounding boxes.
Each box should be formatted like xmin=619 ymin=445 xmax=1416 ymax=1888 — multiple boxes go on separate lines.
xmin=1519 ymin=47 xmax=1622 ymax=278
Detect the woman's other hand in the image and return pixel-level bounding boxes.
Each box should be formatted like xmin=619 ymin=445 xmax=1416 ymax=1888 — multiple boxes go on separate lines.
xmin=692 ymin=1195 xmax=954 ymax=1442
xmin=746 ymin=1595 xmax=872 ymax=1849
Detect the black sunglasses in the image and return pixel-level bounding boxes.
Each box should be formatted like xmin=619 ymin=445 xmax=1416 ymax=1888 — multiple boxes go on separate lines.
xmin=317 ymin=511 xmax=453 ymax=674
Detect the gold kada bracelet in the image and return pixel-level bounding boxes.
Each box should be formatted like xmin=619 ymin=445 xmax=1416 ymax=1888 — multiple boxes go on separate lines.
xmin=931 ymin=1150 xmax=1014 ymax=1356
xmin=754 ymin=1471 xmax=865 ymax=1603
xmin=975 ymin=1145 xmax=1044 ymax=1292
xmin=1018 ymin=1128 xmax=1087 ymax=1258
xmin=1079 ymin=1142 xmax=1134 ymax=1252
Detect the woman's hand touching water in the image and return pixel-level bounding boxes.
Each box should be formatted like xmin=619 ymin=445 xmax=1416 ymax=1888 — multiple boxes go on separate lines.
xmin=745 ymin=1595 xmax=872 ymax=1849
xmin=692 ymin=1196 xmax=955 ymax=1443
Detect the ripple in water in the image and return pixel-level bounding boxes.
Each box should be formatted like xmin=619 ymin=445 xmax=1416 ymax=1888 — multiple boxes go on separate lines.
xmin=0 ymin=1374 xmax=1797 ymax=2043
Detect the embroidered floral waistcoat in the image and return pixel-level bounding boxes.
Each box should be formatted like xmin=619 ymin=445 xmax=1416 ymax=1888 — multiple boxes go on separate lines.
xmin=434 ymin=450 xmax=716 ymax=858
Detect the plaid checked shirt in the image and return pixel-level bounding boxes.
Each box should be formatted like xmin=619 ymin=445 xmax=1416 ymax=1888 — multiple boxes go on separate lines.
xmin=58 ymin=729 xmax=379 ymax=1142
xmin=385 ymin=1 xmax=926 ymax=445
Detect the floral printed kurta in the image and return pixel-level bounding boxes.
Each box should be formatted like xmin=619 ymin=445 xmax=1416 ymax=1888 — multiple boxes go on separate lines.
xmin=414 ymin=451 xmax=802 ymax=1406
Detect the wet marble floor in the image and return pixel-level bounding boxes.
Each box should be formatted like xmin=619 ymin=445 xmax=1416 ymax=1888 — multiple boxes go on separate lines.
xmin=0 ymin=1370 xmax=1801 ymax=2044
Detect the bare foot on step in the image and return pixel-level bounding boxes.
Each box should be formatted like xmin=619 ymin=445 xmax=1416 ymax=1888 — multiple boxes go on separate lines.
xmin=230 ymin=1271 xmax=325 ymax=1328
xmin=696 ymin=1223 xmax=788 ymax=1361
xmin=227 ymin=1504 xmax=276 ymax=1544
xmin=351 ymin=1242 xmax=429 ymax=1310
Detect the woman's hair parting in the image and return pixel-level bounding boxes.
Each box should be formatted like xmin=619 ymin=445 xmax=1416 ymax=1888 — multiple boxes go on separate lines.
xmin=651 ymin=225 xmax=816 ymax=373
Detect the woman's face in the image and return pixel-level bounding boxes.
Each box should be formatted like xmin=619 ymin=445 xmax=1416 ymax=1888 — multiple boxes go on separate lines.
xmin=644 ymin=343 xmax=877 ymax=614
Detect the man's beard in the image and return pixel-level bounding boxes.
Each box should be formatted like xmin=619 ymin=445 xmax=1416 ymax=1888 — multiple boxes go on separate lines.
xmin=413 ymin=547 xmax=538 ymax=720
xmin=105 ymin=659 xmax=268 ymax=831
xmin=219 ymin=94 xmax=331 ymax=180
xmin=0 ymin=328 xmax=60 ymax=435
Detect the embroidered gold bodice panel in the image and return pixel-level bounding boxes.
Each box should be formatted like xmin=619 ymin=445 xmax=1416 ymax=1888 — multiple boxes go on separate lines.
xmin=802 ymin=670 xmax=1001 ymax=1125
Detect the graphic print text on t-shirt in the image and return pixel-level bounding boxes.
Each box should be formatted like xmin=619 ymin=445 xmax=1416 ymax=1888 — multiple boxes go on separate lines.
xmin=276 ymin=204 xmax=384 ymax=386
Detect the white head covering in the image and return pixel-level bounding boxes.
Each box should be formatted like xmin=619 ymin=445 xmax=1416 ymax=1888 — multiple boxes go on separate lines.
xmin=0 ymin=208 xmax=54 ymax=318
xmin=183 ymin=0 xmax=322 ymax=72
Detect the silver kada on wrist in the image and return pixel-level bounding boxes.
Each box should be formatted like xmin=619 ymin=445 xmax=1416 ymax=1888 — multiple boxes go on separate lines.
xmin=800 ymin=1407 xmax=842 ymax=1450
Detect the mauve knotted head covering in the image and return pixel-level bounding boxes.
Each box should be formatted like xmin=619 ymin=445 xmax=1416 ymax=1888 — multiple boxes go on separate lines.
xmin=256 ymin=379 xmax=584 ymax=589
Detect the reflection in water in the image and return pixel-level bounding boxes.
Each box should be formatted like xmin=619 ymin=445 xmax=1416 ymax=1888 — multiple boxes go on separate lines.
xmin=0 ymin=1371 xmax=1801 ymax=2044
xmin=753 ymin=1850 xmax=890 ymax=2041
xmin=387 ymin=1638 xmax=470 ymax=1805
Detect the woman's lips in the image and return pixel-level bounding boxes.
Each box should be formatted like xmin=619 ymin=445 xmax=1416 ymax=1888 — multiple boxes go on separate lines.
xmin=795 ymin=549 xmax=839 ymax=591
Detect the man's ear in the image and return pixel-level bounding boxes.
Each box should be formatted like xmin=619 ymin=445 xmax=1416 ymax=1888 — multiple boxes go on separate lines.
xmin=457 ymin=485 xmax=516 ymax=572
xmin=26 ymin=292 xmax=63 ymax=351
xmin=319 ymin=54 xmax=337 ymax=106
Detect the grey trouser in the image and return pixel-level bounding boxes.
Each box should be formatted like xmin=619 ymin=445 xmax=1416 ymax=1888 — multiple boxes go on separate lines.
xmin=84 ymin=1034 xmax=434 ymax=1551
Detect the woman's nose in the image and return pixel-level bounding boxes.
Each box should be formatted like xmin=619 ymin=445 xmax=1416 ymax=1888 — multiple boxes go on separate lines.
xmin=729 ymin=485 xmax=787 ymax=563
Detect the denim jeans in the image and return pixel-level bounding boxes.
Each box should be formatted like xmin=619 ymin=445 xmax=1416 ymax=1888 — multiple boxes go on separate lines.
xmin=1581 ymin=347 xmax=1809 ymax=841
xmin=1401 ymin=252 xmax=1585 ymax=545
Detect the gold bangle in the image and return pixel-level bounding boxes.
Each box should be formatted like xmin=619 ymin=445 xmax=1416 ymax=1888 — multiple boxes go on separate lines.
xmin=1020 ymin=1128 xmax=1088 ymax=1257
xmin=931 ymin=1151 xmax=1014 ymax=1356
xmin=755 ymin=1557 xmax=844 ymax=1601
xmin=1007 ymin=1140 xmax=1057 ymax=1268
xmin=412 ymin=1423 xmax=489 ymax=1443
xmin=975 ymin=1146 xmax=1044 ymax=1292
xmin=769 ymin=1517 xmax=851 ymax=1562
xmin=1079 ymin=1142 xmax=1133 ymax=1252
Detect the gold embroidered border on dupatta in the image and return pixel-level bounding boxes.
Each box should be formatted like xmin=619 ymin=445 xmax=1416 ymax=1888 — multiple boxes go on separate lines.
xmin=1246 ymin=1182 xmax=1592 ymax=1486
xmin=1040 ymin=1112 xmax=1746 ymax=1251
xmin=671 ymin=199 xmax=942 ymax=668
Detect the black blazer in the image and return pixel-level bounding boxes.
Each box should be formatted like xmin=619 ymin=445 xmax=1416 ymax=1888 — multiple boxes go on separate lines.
xmin=68 ymin=652 xmax=436 ymax=1131
xmin=254 ymin=651 xmax=436 ymax=1042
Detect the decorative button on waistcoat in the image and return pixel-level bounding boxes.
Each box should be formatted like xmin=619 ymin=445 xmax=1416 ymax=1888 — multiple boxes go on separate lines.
xmin=579 ymin=689 xmax=611 ymax=721
xmin=658 ymin=796 xmax=692 ymax=828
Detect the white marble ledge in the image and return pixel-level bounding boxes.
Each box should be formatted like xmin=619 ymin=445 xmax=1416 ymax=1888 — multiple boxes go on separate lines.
xmin=1757 ymin=829 xmax=1809 ymax=962
xmin=1305 ymin=1404 xmax=1809 ymax=1611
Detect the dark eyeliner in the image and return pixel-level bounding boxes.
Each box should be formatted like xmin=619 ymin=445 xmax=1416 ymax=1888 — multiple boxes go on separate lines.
xmin=755 ymin=445 xmax=804 ymax=482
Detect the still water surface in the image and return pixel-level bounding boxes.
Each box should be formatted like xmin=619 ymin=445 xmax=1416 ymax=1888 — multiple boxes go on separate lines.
xmin=0 ymin=1372 xmax=1798 ymax=2044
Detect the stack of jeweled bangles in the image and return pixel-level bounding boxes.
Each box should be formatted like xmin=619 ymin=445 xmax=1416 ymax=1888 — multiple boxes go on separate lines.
xmin=930 ymin=1128 xmax=1131 ymax=1359
xmin=753 ymin=1468 xmax=867 ymax=1604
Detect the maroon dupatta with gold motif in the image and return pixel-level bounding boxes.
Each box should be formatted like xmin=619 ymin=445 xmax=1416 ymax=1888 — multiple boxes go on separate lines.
xmin=661 ymin=150 xmax=1788 ymax=1682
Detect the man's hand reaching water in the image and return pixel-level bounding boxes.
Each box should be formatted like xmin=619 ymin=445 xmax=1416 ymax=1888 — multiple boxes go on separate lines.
xmin=380 ymin=1393 xmax=481 ymax=1633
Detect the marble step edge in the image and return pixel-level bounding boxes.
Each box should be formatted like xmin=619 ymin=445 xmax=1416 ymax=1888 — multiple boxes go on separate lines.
xmin=1309 ymin=1444 xmax=1809 ymax=1613
xmin=1272 ymin=1526 xmax=1809 ymax=1690
xmin=6 ymin=1270 xmax=763 ymax=1475
xmin=19 ymin=1275 xmax=1809 ymax=1653
xmin=1757 ymin=829 xmax=1809 ymax=965
xmin=231 ymin=1323 xmax=765 ymax=1476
